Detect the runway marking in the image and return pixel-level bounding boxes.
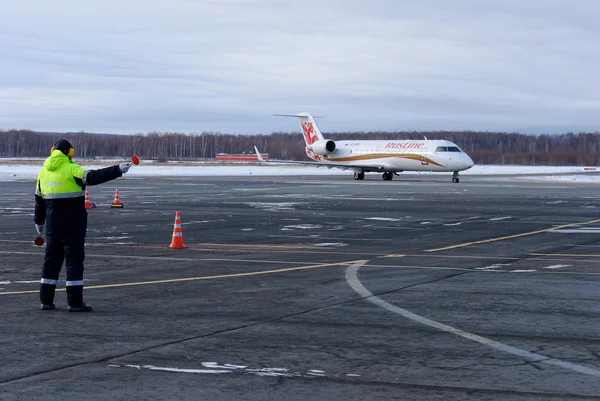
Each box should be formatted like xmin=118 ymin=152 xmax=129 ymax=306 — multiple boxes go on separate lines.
xmin=268 ymin=235 xmax=393 ymax=242
xmin=6 ymin=250 xmax=600 ymax=268
xmin=474 ymin=263 xmax=510 ymax=271
xmin=345 ymin=262 xmax=600 ymax=378
xmin=543 ymin=264 xmax=571 ymax=269
xmin=371 ymin=253 xmax=600 ymax=264
xmin=363 ymin=266 xmax=600 ymax=276
xmin=530 ymin=253 xmax=600 ymax=258
xmin=551 ymin=229 xmax=600 ymax=234
xmin=0 ymin=241 xmax=389 ymax=257
xmin=0 ymin=251 xmax=333 ymax=265
xmin=186 ymin=243 xmax=331 ymax=250
xmin=0 ymin=240 xmax=334 ymax=250
xmin=424 ymin=219 xmax=600 ymax=252
xmin=0 ymin=259 xmax=366 ymax=296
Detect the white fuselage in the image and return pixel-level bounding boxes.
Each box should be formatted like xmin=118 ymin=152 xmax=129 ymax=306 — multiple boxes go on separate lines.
xmin=307 ymin=139 xmax=474 ymax=173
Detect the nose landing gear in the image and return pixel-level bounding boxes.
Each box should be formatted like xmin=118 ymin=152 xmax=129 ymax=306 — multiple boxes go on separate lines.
xmin=452 ymin=171 xmax=460 ymax=183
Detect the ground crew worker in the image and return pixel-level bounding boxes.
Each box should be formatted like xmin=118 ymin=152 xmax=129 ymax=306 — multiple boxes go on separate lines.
xmin=34 ymin=139 xmax=132 ymax=312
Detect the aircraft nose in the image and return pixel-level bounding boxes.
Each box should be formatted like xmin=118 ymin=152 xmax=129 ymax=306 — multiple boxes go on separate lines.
xmin=463 ymin=154 xmax=475 ymax=170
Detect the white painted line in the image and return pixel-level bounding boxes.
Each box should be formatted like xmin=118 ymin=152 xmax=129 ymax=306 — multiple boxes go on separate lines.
xmin=475 ymin=263 xmax=511 ymax=271
xmin=202 ymin=362 xmax=247 ymax=369
xmin=552 ymin=229 xmax=600 ymax=234
xmin=124 ymin=364 xmax=231 ymax=374
xmin=366 ymin=263 xmax=471 ymax=272
xmin=345 ymin=262 xmax=600 ymax=377
xmin=343 ymin=263 xmax=600 ymax=276
xmin=543 ymin=265 xmax=571 ymax=269
xmin=268 ymin=235 xmax=393 ymax=242
xmin=4 ymin=251 xmax=597 ymax=279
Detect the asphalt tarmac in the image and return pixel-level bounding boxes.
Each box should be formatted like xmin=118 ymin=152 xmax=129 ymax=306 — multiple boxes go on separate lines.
xmin=1 ymin=173 xmax=600 ymax=400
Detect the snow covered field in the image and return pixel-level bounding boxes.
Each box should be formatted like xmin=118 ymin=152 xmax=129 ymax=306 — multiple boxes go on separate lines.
xmin=0 ymin=161 xmax=599 ymax=183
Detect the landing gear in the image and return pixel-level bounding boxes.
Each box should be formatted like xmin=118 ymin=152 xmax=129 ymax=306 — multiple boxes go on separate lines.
xmin=382 ymin=172 xmax=393 ymax=181
xmin=353 ymin=171 xmax=365 ymax=180
xmin=452 ymin=171 xmax=460 ymax=183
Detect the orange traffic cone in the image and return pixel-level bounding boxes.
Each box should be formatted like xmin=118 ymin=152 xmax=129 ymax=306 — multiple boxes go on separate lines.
xmin=168 ymin=211 xmax=187 ymax=249
xmin=111 ymin=187 xmax=123 ymax=208
xmin=85 ymin=188 xmax=92 ymax=209
xmin=84 ymin=188 xmax=96 ymax=209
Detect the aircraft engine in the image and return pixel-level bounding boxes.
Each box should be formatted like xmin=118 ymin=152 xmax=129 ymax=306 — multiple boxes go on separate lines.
xmin=309 ymin=140 xmax=336 ymax=155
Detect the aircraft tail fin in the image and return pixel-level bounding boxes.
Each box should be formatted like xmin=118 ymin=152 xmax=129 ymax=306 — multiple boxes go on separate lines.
xmin=253 ymin=146 xmax=265 ymax=162
xmin=274 ymin=112 xmax=325 ymax=146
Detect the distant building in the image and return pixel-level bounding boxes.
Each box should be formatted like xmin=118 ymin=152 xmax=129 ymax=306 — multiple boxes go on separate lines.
xmin=215 ymin=153 xmax=269 ymax=162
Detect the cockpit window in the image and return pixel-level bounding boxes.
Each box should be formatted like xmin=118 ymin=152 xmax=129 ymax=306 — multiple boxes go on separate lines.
xmin=447 ymin=146 xmax=461 ymax=152
xmin=435 ymin=146 xmax=447 ymax=152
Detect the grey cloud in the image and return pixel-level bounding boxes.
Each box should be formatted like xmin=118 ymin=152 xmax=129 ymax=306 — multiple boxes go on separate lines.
xmin=0 ymin=0 xmax=599 ymax=134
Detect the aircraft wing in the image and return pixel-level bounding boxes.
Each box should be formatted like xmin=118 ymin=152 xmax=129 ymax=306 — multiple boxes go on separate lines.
xmin=253 ymin=146 xmax=386 ymax=172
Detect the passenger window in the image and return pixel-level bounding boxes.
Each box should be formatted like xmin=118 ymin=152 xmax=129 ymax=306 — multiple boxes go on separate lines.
xmin=447 ymin=147 xmax=461 ymax=152
xmin=435 ymin=147 xmax=447 ymax=152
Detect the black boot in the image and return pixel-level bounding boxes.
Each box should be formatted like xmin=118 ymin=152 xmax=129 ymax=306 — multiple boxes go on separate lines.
xmin=66 ymin=285 xmax=91 ymax=312
xmin=67 ymin=303 xmax=93 ymax=312
xmin=40 ymin=283 xmax=57 ymax=307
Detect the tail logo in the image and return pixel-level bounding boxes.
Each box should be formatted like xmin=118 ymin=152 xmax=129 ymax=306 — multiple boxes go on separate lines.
xmin=301 ymin=121 xmax=318 ymax=145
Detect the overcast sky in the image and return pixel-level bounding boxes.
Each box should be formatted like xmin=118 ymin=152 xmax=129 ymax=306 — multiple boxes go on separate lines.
xmin=1 ymin=0 xmax=599 ymax=135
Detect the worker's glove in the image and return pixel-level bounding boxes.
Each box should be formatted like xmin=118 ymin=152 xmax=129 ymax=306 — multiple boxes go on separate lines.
xmin=119 ymin=162 xmax=132 ymax=174
xmin=35 ymin=224 xmax=44 ymax=235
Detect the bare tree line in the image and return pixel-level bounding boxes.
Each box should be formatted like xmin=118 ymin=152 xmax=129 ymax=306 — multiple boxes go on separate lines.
xmin=1 ymin=129 xmax=599 ymax=165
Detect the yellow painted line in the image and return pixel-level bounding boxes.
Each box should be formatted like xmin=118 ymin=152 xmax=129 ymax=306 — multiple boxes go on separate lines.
xmin=425 ymin=219 xmax=600 ymax=253
xmin=0 ymin=259 xmax=368 ymax=296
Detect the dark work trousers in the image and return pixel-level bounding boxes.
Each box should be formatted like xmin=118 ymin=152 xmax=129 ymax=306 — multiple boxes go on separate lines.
xmin=39 ymin=203 xmax=87 ymax=307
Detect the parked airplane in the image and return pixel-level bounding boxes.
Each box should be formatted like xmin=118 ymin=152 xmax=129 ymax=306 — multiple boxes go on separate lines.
xmin=256 ymin=112 xmax=474 ymax=182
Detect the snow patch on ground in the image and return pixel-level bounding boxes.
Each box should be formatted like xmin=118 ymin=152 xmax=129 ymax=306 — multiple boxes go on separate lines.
xmin=244 ymin=202 xmax=304 ymax=211
xmin=281 ymin=224 xmax=322 ymax=230
xmin=1 ymin=162 xmax=600 ymax=182
xmin=364 ymin=217 xmax=402 ymax=222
